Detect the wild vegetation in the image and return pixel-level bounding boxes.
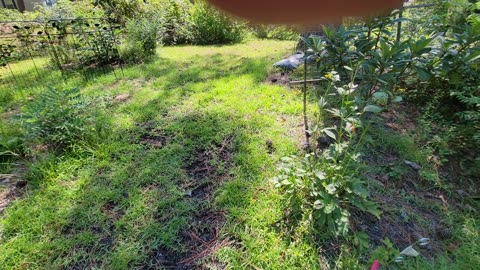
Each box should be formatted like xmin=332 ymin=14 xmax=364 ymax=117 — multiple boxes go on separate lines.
xmin=0 ymin=0 xmax=479 ymax=269
xmin=0 ymin=0 xmax=297 ymax=82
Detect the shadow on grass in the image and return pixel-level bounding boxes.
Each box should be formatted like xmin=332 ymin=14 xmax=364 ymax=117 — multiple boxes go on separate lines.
xmin=0 ymin=59 xmax=120 ymax=91
xmin=1 ymin=97 xmax=264 ymax=269
xmin=0 ymin=49 xmax=274 ymax=102
xmin=0 ymin=43 xmax=307 ymax=268
xmin=49 ymin=110 xmax=244 ymax=268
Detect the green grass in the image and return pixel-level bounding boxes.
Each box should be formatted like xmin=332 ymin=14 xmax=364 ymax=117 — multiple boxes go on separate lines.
xmin=0 ymin=40 xmax=313 ymax=269
xmin=1 ymin=40 xmax=479 ymax=269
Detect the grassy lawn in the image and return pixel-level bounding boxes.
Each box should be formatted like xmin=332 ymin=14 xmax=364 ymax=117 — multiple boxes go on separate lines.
xmin=1 ymin=40 xmax=311 ymax=269
xmin=1 ymin=40 xmax=479 ymax=269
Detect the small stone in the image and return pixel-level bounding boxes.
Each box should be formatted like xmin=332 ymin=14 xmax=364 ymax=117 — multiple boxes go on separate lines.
xmin=317 ymin=136 xmax=333 ymax=149
xmin=418 ymin=237 xmax=430 ymax=247
xmin=404 ymin=160 xmax=421 ymax=170
xmin=114 ymin=93 xmax=131 ymax=102
xmin=2 ymin=178 xmax=11 ymax=184
xmin=266 ymin=139 xmax=275 ymax=154
xmin=400 ymin=245 xmax=419 ymax=257
xmin=15 ymin=180 xmax=27 ymax=188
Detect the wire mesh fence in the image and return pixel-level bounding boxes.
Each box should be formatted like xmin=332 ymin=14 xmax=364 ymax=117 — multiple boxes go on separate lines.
xmin=0 ymin=17 xmax=123 ymax=89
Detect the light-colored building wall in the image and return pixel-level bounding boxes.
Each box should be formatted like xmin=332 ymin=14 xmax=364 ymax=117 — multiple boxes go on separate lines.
xmin=1 ymin=0 xmax=53 ymax=12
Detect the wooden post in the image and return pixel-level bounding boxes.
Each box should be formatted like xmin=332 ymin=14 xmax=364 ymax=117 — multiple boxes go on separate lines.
xmin=16 ymin=0 xmax=26 ymax=12
xmin=303 ymin=47 xmax=310 ymax=150
xmin=396 ymin=7 xmax=403 ymax=43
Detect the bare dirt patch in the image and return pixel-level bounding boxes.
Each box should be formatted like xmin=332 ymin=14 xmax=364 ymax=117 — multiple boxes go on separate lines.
xmin=351 ymin=102 xmax=454 ymax=256
xmin=145 ymin=134 xmax=236 ymax=269
xmin=380 ymin=103 xmax=419 ymax=135
xmin=106 ymin=80 xmax=121 ymax=90
xmin=178 ymin=211 xmax=230 ymax=268
xmin=114 ymin=93 xmax=132 ymax=103
xmin=145 ymin=247 xmax=184 ymax=269
xmin=351 ymin=192 xmax=444 ymax=254
xmin=182 ymin=134 xmax=235 ymax=205
xmin=139 ymin=133 xmax=167 ymax=148
xmin=147 ymin=211 xmax=230 ymax=270
xmin=354 ymin=148 xmax=451 ymax=255
xmin=265 ymin=72 xmax=290 ymax=85
xmin=100 ymin=200 xmax=124 ymax=222
xmin=185 ymin=134 xmax=235 ymax=181
xmin=0 ymin=174 xmax=26 ymax=215
xmin=137 ymin=122 xmax=168 ymax=148
xmin=276 ymin=114 xmax=306 ymax=149
xmin=176 ymin=135 xmax=235 ymax=268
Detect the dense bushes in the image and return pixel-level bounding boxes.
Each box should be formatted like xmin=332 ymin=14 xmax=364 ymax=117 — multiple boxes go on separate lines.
xmin=120 ymin=17 xmax=161 ymax=63
xmin=119 ymin=0 xmax=296 ymax=45
xmin=299 ymin=1 xmax=480 ymax=169
xmin=273 ymin=0 xmax=480 ymax=236
xmin=252 ymin=25 xmax=299 ymax=40
xmin=0 ymin=0 xmax=102 ymax=21
xmin=0 ymin=8 xmax=37 ymax=21
xmin=93 ymin=0 xmax=143 ymax=25
xmin=189 ymin=1 xmax=244 ymax=45
xmin=159 ymin=0 xmax=194 ymax=45
xmin=93 ymin=0 xmax=246 ymax=46
xmin=404 ymin=0 xmax=480 ymax=174
xmin=0 ymin=0 xmax=298 ymax=54
xmin=156 ymin=0 xmax=298 ymax=44
xmin=21 ymin=87 xmax=95 ymax=150
xmin=37 ymin=0 xmax=103 ymax=21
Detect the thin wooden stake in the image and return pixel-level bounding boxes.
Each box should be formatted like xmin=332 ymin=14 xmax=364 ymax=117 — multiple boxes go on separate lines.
xmin=396 ymin=7 xmax=403 ymax=43
xmin=303 ymin=48 xmax=310 ymax=150
xmin=290 ymin=78 xmax=325 ymax=84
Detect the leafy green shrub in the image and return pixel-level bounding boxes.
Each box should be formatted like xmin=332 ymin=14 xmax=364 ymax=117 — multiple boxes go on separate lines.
xmin=62 ymin=19 xmax=119 ymax=67
xmin=370 ymin=239 xmax=401 ymax=266
xmin=252 ymin=25 xmax=299 ymax=40
xmin=0 ymin=89 xmax=14 ymax=108
xmin=21 ymin=87 xmax=93 ymax=150
xmin=290 ymin=0 xmax=479 ymax=184
xmin=2 ymin=19 xmax=121 ymax=71
xmin=93 ymin=0 xmax=142 ymax=25
xmin=0 ymin=8 xmax=39 ymax=21
xmin=190 ymin=1 xmax=244 ymax=45
xmin=272 ymin=153 xmax=380 ymax=236
xmin=273 ymin=74 xmax=381 ymax=236
xmin=297 ymin=3 xmax=478 ymax=169
xmin=159 ymin=0 xmax=194 ymax=45
xmin=0 ymin=119 xmax=23 ymax=173
xmin=120 ymin=17 xmax=161 ymax=63
xmin=403 ymin=0 xmax=480 ymax=169
xmin=36 ymin=0 xmax=104 ymax=21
